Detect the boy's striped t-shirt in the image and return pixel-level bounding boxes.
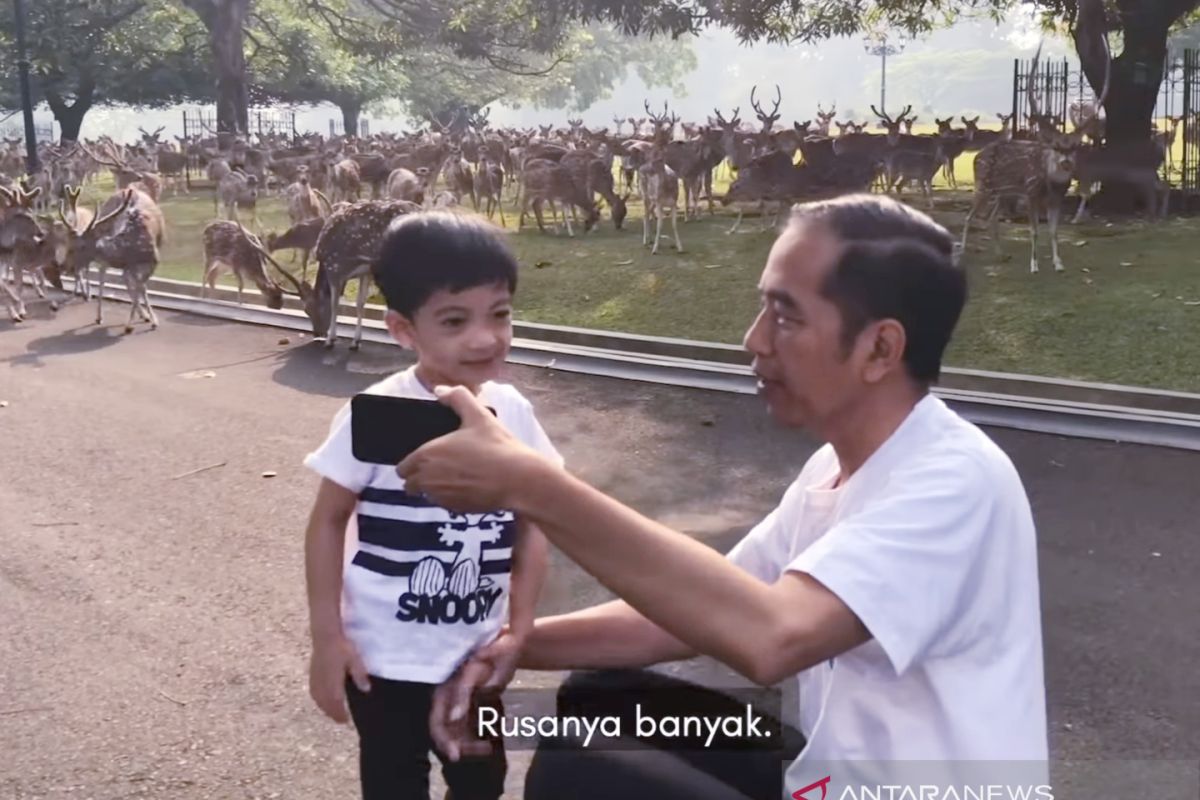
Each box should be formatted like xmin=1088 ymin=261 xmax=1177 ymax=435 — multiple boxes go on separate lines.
xmin=304 ymin=367 xmax=562 ymax=683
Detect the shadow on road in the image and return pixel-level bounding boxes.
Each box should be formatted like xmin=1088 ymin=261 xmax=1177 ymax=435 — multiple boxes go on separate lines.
xmin=270 ymin=337 xmax=416 ymax=398
xmin=1 ymin=322 xmax=135 ymax=367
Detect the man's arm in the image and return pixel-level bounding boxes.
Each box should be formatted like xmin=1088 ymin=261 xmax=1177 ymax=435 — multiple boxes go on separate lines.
xmin=513 ymin=462 xmax=868 ymax=686
xmin=519 ymin=600 xmax=698 ymax=670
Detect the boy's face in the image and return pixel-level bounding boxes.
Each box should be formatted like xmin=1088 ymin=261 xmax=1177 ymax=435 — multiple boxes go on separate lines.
xmin=387 ymin=282 xmax=514 ymax=392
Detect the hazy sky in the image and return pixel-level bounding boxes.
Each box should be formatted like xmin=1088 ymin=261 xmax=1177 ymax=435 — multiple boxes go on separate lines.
xmin=3 ymin=7 xmax=1093 ymax=143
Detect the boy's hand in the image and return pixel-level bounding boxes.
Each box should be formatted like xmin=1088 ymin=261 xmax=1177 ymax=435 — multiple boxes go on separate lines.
xmin=430 ymin=656 xmax=498 ymax=762
xmin=309 ymin=636 xmax=371 ymax=724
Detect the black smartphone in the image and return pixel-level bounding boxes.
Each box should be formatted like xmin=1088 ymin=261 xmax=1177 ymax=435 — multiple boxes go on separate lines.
xmin=350 ymin=394 xmax=494 ymax=465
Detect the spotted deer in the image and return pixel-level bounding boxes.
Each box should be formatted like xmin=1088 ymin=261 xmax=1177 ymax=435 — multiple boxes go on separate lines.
xmin=201 ymin=221 xmax=285 ymax=308
xmin=217 ymin=170 xmax=261 ymax=228
xmin=245 ymin=200 xmax=421 ymax=349
xmin=517 ymin=159 xmax=600 ymax=237
xmin=266 ymin=218 xmax=324 ymax=282
xmin=958 ymin=32 xmax=1110 ymax=273
xmin=639 ymin=149 xmax=683 ymax=254
xmin=58 ymin=187 xmax=166 ymax=331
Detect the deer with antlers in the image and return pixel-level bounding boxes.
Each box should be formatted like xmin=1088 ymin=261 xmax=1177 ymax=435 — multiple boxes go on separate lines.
xmin=58 ymin=186 xmax=165 ymax=331
xmin=81 ymin=141 xmax=162 ymax=203
xmin=958 ymin=26 xmax=1110 ymax=274
xmin=245 ymin=200 xmax=421 ymax=350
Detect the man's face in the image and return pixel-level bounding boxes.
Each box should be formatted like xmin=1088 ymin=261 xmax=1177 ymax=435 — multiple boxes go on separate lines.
xmin=388 ymin=282 xmax=514 ymax=392
xmin=743 ymin=222 xmax=865 ymax=430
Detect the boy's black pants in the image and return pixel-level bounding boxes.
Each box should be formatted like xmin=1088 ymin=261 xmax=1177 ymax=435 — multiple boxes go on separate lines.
xmin=346 ymin=676 xmax=506 ymax=800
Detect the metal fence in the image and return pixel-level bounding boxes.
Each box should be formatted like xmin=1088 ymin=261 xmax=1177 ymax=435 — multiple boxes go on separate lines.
xmin=329 ymin=118 xmax=370 ymax=137
xmin=0 ymin=120 xmax=55 ymax=144
xmin=1182 ymin=49 xmax=1200 ymax=194
xmin=181 ymin=107 xmax=297 ymax=141
xmin=1012 ymin=49 xmax=1200 ymax=193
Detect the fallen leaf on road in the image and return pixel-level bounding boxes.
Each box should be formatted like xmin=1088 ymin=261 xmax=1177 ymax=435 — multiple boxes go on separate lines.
xmin=262 ymin=471 xmax=278 ymax=478
xmin=278 ymin=337 xmax=289 ymax=345
xmin=1184 ymin=300 xmax=1200 ymax=306
xmin=534 ymin=260 xmax=552 ymax=269
xmin=179 ymin=370 xmax=217 ymax=380
xmin=0 ymin=400 xmax=7 ymax=408
xmin=613 ymin=259 xmax=634 ymax=266
xmin=1151 ymin=551 xmax=1162 ymax=558
xmin=1073 ymin=240 xmax=1088 ymax=247
xmin=1120 ymin=261 xmax=1134 ymax=267
xmin=703 ymin=264 xmax=726 ymax=269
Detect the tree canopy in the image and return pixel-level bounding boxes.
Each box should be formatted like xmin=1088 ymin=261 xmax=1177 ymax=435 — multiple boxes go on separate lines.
xmin=0 ymin=0 xmax=209 ymax=141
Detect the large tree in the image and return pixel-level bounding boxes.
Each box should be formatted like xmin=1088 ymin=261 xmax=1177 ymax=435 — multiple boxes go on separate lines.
xmin=0 ymin=0 xmax=208 ymax=143
xmin=395 ymin=24 xmax=696 ymax=126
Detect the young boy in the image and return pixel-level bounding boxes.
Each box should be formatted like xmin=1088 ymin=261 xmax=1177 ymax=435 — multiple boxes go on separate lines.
xmin=302 ymin=211 xmax=561 ymax=800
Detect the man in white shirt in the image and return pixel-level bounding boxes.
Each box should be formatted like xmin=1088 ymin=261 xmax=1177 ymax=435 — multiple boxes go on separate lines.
xmin=398 ymin=194 xmax=1049 ymax=799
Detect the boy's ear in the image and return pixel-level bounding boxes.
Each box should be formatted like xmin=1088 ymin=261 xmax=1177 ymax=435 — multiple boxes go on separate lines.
xmin=385 ymin=309 xmax=416 ymax=349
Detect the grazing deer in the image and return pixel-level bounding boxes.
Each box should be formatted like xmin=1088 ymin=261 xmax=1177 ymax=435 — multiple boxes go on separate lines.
xmin=59 ymin=187 xmax=165 ymax=331
xmin=587 ymin=158 xmax=629 ymax=230
xmin=247 ymin=200 xmax=421 ymax=350
xmin=959 ymin=33 xmax=1109 ymax=274
xmin=639 ymin=150 xmax=683 ymax=254
xmin=518 ymin=159 xmax=600 ymax=237
xmin=267 ymin=218 xmax=325 ymax=282
xmin=201 ymin=221 xmax=285 ymax=308
xmin=217 ymin=171 xmax=261 ymax=229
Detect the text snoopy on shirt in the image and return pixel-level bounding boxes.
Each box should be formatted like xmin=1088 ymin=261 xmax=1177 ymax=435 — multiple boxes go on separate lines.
xmin=353 ymin=509 xmax=515 ymax=626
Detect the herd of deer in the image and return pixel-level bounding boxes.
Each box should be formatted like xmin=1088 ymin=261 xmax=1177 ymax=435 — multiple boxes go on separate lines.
xmin=0 ymin=42 xmax=1189 ymax=344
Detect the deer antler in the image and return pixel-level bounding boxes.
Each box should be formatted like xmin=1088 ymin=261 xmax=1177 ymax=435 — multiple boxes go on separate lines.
xmin=870 ymin=105 xmax=893 ymax=125
xmin=238 ymin=223 xmax=307 ymax=293
xmin=88 ymin=188 xmax=134 ymax=235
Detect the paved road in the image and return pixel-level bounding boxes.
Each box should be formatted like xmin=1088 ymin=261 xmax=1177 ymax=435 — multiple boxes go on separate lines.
xmin=2 ymin=301 xmax=1198 ymax=799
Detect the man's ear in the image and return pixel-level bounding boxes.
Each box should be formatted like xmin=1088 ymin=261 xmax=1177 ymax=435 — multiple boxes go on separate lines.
xmin=860 ymin=319 xmax=907 ymax=384
xmin=385 ymin=309 xmax=416 ymax=349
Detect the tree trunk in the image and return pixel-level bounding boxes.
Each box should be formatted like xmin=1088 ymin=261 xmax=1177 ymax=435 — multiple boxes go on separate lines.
xmin=1073 ymin=0 xmax=1184 ymax=212
xmin=339 ymin=100 xmax=362 ymax=137
xmin=182 ymin=0 xmax=250 ymax=143
xmin=44 ymin=79 xmax=94 ymax=144
xmin=213 ymin=0 xmax=250 ymax=139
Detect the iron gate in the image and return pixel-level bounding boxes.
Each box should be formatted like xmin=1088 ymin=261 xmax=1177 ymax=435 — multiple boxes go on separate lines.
xmin=1012 ymin=49 xmax=1200 ymax=195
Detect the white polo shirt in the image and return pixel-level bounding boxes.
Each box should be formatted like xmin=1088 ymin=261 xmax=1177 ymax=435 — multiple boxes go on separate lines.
xmin=304 ymin=367 xmax=562 ymax=684
xmin=726 ymin=394 xmax=1049 ymax=795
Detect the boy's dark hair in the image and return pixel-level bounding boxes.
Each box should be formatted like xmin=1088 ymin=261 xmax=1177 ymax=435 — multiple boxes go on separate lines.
xmin=788 ymin=194 xmax=967 ymax=388
xmin=372 ymin=211 xmax=518 ymax=318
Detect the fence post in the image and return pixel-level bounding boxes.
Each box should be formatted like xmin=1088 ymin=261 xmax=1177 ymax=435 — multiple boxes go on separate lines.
xmin=1012 ymin=58 xmax=1020 ymax=133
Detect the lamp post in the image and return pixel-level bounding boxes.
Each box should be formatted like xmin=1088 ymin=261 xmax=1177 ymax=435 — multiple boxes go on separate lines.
xmin=11 ymin=0 xmax=39 ymax=173
xmin=863 ymin=29 xmax=907 ymax=117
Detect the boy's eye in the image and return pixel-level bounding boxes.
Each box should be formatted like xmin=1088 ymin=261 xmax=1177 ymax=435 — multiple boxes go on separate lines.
xmin=442 ymin=317 xmax=466 ymax=328
xmin=494 ymin=308 xmax=512 ymax=319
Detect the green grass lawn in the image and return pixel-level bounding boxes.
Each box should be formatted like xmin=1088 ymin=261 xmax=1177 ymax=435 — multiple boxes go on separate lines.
xmin=69 ymin=166 xmax=1200 ymax=393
